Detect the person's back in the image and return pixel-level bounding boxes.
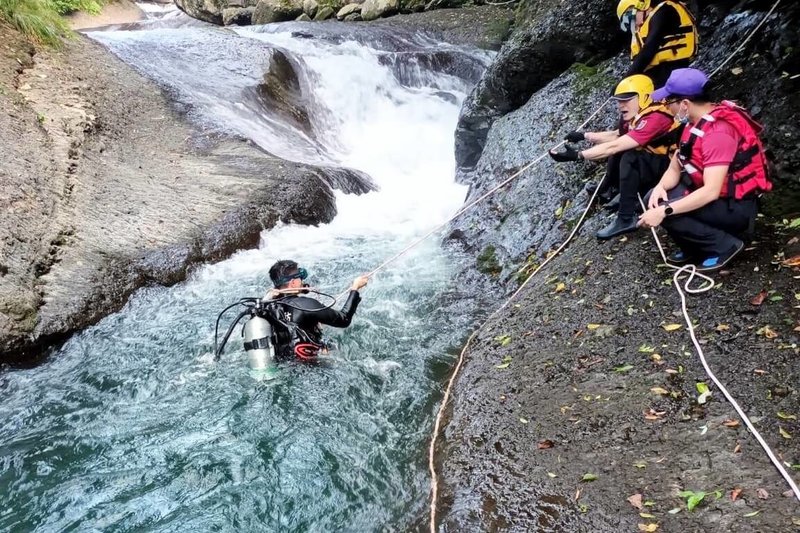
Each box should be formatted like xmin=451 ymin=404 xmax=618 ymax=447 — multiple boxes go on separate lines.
xmin=267 ymin=259 xmax=368 ymax=361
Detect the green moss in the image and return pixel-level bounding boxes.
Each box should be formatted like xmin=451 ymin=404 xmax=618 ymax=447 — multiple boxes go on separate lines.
xmin=571 ymin=61 xmax=614 ymax=99
xmin=477 ymin=245 xmax=503 ymax=276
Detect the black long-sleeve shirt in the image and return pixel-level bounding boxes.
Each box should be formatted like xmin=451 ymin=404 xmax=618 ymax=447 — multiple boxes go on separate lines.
xmin=626 ymin=0 xmax=683 ymax=77
xmin=281 ymin=290 xmax=361 ymax=343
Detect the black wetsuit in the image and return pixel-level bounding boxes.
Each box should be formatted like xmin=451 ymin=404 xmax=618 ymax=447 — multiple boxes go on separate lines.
xmin=625 ymin=0 xmax=692 ymax=87
xmin=280 ymin=290 xmax=362 ymax=346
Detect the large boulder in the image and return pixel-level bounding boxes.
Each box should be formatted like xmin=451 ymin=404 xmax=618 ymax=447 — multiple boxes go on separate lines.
xmin=314 ymin=5 xmax=335 ymax=19
xmin=302 ymin=0 xmax=318 ymax=17
xmin=360 ymin=0 xmax=398 ymax=21
xmin=222 ymin=6 xmax=255 ymax=24
xmin=175 ymin=0 xmax=258 ymax=25
xmin=336 ymin=2 xmax=360 ymax=19
xmin=252 ymin=0 xmax=303 ymax=24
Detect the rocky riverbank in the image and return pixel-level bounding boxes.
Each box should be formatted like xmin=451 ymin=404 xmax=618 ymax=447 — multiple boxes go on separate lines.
xmin=0 ymin=24 xmax=376 ymax=363
xmin=438 ymin=0 xmax=800 ymax=530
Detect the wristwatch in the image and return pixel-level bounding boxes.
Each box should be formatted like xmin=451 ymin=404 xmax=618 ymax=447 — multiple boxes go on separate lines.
xmin=663 ymin=203 xmax=674 ymax=216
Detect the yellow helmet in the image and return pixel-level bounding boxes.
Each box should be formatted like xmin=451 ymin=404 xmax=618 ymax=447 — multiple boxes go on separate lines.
xmin=613 ymin=74 xmax=654 ymax=109
xmin=616 ymin=0 xmax=650 ymax=19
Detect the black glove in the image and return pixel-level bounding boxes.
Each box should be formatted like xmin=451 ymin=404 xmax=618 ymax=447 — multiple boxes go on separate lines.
xmin=549 ymin=145 xmax=581 ymax=163
xmin=564 ymin=130 xmax=585 ymax=143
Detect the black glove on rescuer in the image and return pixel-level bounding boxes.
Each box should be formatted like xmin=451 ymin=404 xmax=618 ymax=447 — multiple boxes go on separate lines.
xmin=549 ymin=145 xmax=581 ymax=163
xmin=564 ymin=131 xmax=585 ymax=143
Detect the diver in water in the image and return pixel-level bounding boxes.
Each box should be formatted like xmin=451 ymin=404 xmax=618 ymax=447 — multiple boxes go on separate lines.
xmin=266 ymin=259 xmax=368 ymax=360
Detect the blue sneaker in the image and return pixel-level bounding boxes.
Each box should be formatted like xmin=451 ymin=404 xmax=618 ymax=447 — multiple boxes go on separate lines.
xmin=697 ymin=240 xmax=745 ymax=272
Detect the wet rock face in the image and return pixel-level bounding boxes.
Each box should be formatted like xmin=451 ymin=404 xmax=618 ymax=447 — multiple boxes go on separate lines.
xmin=254 ymin=50 xmax=313 ymax=136
xmin=454 ymin=0 xmax=625 ymax=170
xmin=441 ymin=1 xmax=800 ymax=530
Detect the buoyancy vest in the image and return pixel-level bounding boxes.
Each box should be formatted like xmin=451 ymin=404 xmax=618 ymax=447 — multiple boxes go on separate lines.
xmin=264 ymin=302 xmax=324 ymax=361
xmin=630 ymin=102 xmax=682 ymax=156
xmin=677 ymin=100 xmax=772 ymax=200
xmin=631 ymin=1 xmax=698 ymax=68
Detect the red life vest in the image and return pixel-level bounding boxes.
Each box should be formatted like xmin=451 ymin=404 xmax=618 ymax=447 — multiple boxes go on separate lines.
xmin=677 ymin=100 xmax=772 ymax=200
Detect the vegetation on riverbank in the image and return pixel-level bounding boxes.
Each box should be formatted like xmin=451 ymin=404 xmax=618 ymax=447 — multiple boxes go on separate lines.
xmin=0 ymin=0 xmax=103 ymax=46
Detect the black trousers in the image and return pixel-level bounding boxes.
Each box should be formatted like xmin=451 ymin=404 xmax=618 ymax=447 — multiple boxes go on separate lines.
xmin=653 ymin=183 xmax=758 ymax=258
xmin=618 ymin=150 xmax=670 ymax=218
xmin=644 ymin=59 xmax=691 ymax=88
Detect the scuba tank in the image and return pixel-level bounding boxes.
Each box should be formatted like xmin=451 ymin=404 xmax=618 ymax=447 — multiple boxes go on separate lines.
xmin=213 ymin=290 xmax=337 ymax=366
xmin=242 ymin=315 xmax=275 ymax=370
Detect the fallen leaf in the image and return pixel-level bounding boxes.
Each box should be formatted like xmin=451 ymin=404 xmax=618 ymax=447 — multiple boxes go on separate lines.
xmin=538 ymin=440 xmax=554 ymax=449
xmin=639 ymin=513 xmax=655 ymax=519
xmin=644 ymin=500 xmax=655 ymax=507
xmin=665 ymin=368 xmax=679 ymax=375
xmin=650 ymin=387 xmax=669 ymax=395
xmin=756 ymin=325 xmax=778 ymax=339
xmin=730 ymin=66 xmax=743 ymax=75
xmin=633 ymin=461 xmax=647 ymax=469
xmin=715 ymin=324 xmax=730 ymax=331
xmin=615 ymin=364 xmax=634 ymax=373
xmin=781 ymin=254 xmax=800 ymax=267
xmin=667 ymin=508 xmax=681 ymax=514
xmin=519 ymin=417 xmax=529 ymax=424
xmin=581 ymin=473 xmax=598 ymax=482
xmin=547 ymin=472 xmax=557 ymax=478
xmin=555 ymin=282 xmax=566 ymax=293
xmin=587 ymin=323 xmax=601 ymax=330
xmin=639 ymin=344 xmax=656 ymax=353
xmin=731 ymin=488 xmax=742 ymax=501
xmin=754 ymin=369 xmax=767 ymax=375
xmin=778 ymin=412 xmax=797 ymax=420
xmin=723 ymin=419 xmax=740 ymax=428
xmin=644 ymin=408 xmax=667 ymax=420
xmin=757 ymin=488 xmax=769 ymax=500
xmin=495 ymin=362 xmax=511 ymax=369
xmin=792 ymin=517 xmax=800 ymax=526
xmin=575 ymin=488 xmax=582 ymax=501
xmin=638 ymin=523 xmax=658 ymax=532
xmin=662 ymin=323 xmax=682 ymax=332
xmin=628 ymin=493 xmax=643 ymax=510
xmin=744 ymin=510 xmax=761 ymax=517
xmin=750 ymin=290 xmax=768 ymax=306
xmin=734 ymin=443 xmax=742 ymax=454
xmin=780 ymin=427 xmax=792 ymax=439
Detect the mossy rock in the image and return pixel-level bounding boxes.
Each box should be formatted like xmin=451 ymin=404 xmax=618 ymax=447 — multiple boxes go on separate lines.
xmin=477 ymin=245 xmax=502 ymax=276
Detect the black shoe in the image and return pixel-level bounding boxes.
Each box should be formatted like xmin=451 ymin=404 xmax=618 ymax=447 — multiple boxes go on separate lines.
xmin=603 ymin=193 xmax=620 ymax=211
xmin=696 ymin=239 xmax=745 ymax=272
xmin=597 ymin=187 xmax=618 ymax=205
xmin=667 ymin=250 xmax=692 ymax=265
xmin=596 ymin=215 xmax=638 ymax=240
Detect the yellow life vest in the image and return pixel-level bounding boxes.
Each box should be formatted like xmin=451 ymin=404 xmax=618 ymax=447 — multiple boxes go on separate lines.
xmin=630 ymin=102 xmax=682 ymax=156
xmin=630 ymin=0 xmax=697 ymax=68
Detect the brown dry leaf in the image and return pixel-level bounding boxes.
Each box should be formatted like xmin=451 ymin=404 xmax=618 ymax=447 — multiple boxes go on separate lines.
xmin=644 ymin=408 xmax=666 ymax=420
xmin=715 ymin=324 xmax=730 ymax=331
xmin=754 ymin=369 xmax=767 ymax=375
xmin=628 ymin=493 xmax=643 ymax=510
xmin=650 ymin=387 xmax=669 ymax=395
xmin=662 ymin=323 xmax=682 ymax=332
xmin=756 ymin=325 xmax=779 ymax=339
xmin=731 ymin=488 xmax=743 ymax=501
xmin=723 ymin=419 xmax=740 ymax=428
xmin=750 ymin=290 xmax=768 ymax=306
xmin=757 ymin=488 xmax=770 ymax=500
xmin=734 ymin=443 xmax=742 ymax=454
xmin=781 ymin=254 xmax=800 ymax=267
xmin=638 ymin=524 xmax=659 ymax=532
xmin=538 ymin=440 xmax=555 ymax=450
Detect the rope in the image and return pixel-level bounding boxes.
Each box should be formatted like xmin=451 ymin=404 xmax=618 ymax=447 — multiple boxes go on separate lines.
xmin=642 ymin=222 xmax=800 ymax=501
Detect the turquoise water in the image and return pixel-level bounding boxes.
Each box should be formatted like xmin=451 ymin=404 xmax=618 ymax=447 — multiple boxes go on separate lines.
xmin=0 ymin=21 xmax=488 ymax=532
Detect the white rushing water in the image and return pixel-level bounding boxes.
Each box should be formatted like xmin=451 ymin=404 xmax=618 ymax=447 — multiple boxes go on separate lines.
xmin=0 ymin=23 xmax=492 ymax=531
